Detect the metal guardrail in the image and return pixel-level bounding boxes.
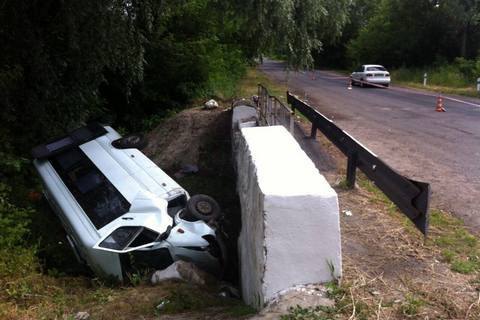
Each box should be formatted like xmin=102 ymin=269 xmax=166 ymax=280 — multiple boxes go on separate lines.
xmin=257 ymin=84 xmax=295 ymax=134
xmin=283 ymin=91 xmax=431 ymax=235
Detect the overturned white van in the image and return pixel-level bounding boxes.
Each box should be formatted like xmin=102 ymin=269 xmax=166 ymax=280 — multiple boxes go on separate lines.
xmin=32 ymin=123 xmax=226 ymax=281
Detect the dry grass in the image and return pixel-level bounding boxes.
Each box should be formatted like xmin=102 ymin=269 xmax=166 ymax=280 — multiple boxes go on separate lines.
xmin=236 ymin=68 xmax=288 ymax=102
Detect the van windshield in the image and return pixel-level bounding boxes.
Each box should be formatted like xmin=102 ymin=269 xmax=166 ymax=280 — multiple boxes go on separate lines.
xmin=51 ymin=147 xmax=131 ymax=229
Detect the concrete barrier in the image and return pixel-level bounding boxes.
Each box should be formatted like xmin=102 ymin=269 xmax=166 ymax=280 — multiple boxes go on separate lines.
xmin=232 ymin=111 xmax=342 ymax=309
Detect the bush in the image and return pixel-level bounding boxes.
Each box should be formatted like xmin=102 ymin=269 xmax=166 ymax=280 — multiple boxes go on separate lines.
xmin=0 ymin=183 xmax=32 ymax=248
xmin=392 ymin=56 xmax=480 ymax=88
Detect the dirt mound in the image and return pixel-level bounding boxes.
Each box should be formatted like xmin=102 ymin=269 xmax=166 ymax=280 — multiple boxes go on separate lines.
xmin=144 ymin=107 xmax=227 ymax=172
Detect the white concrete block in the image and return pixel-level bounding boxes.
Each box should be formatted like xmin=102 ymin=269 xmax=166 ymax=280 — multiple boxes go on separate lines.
xmin=232 ymin=105 xmax=258 ymax=131
xmin=234 ymin=125 xmax=342 ymax=309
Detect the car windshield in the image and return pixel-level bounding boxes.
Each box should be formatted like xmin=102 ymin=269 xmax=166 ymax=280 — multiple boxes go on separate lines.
xmin=51 ymin=147 xmax=131 ymax=229
xmin=99 ymin=226 xmax=160 ymax=251
xmin=366 ymin=66 xmax=386 ymax=71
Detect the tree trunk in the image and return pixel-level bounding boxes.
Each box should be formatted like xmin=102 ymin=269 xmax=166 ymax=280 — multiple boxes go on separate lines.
xmin=460 ymin=23 xmax=469 ymax=58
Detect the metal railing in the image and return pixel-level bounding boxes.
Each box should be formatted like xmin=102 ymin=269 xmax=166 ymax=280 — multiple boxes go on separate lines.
xmin=258 ymin=84 xmax=295 ymax=134
xmin=284 ymin=90 xmax=430 ymax=235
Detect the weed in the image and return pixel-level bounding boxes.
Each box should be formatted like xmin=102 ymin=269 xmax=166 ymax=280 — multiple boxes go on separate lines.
xmin=401 ymin=294 xmax=425 ymax=316
xmin=226 ymin=304 xmax=257 ymax=317
xmin=335 ymin=177 xmax=351 ymax=190
xmin=429 ymin=209 xmax=480 ymax=274
xmin=326 ymin=260 xmax=337 ymax=282
xmin=153 ymin=284 xmax=245 ymax=315
xmin=126 ymin=268 xmax=151 ymax=287
xmin=142 ymin=109 xmax=178 ymax=131
xmin=325 ymin=281 xmax=346 ymax=300
xmin=280 ymin=305 xmax=336 ymax=320
xmin=236 ymin=68 xmax=288 ymax=102
xmin=391 ymin=62 xmax=480 ymax=98
xmin=451 ymin=256 xmax=479 ymax=274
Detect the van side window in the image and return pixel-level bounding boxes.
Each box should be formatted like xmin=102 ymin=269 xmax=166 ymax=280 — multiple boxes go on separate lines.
xmin=51 ymin=147 xmax=131 ymax=229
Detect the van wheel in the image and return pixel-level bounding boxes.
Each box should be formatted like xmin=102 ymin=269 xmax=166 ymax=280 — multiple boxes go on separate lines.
xmin=112 ymin=134 xmax=148 ymax=150
xmin=185 ymin=195 xmax=222 ymax=221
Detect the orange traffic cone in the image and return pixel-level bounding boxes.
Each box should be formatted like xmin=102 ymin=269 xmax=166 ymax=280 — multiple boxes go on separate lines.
xmin=435 ymin=96 xmax=446 ymax=112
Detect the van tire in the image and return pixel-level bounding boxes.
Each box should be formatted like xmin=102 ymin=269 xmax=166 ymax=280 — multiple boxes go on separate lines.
xmin=185 ymin=194 xmax=222 ymax=221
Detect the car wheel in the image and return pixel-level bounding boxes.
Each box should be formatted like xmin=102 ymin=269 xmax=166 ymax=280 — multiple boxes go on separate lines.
xmin=185 ymin=194 xmax=222 ymax=222
xmin=384 ymin=83 xmax=390 ymax=87
xmin=111 ymin=134 xmax=148 ymax=150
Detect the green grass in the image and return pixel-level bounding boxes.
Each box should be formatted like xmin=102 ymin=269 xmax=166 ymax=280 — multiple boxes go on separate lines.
xmin=401 ymin=294 xmax=426 ymax=316
xmin=391 ymin=66 xmax=479 ymax=98
xmin=236 ymin=68 xmax=288 ymax=103
xmin=429 ymin=209 xmax=480 ymax=274
xmin=357 ymin=176 xmax=401 ymax=217
xmin=153 ymin=284 xmax=254 ymax=316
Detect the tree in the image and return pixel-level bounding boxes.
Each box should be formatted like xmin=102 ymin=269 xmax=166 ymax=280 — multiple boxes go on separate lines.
xmin=347 ymin=0 xmax=463 ymax=68
xmin=314 ymin=0 xmax=379 ymax=68
xmin=445 ymin=0 xmax=480 ymax=57
xmin=0 ymin=0 xmax=160 ymax=153
xmin=234 ymin=0 xmax=349 ymax=69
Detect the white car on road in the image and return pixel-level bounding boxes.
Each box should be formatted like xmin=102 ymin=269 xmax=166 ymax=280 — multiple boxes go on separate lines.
xmin=351 ymin=64 xmax=391 ymax=87
xmin=32 ymin=123 xmax=226 ymax=281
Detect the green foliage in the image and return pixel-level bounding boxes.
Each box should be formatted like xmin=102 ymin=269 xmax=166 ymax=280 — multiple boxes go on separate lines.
xmin=281 ymin=305 xmax=337 ymax=320
xmin=0 ymin=183 xmax=32 ymax=248
xmin=428 ymin=209 xmax=480 ymax=274
xmin=401 ymin=294 xmax=425 ymax=316
xmin=0 ymin=151 xmax=33 ymax=249
xmin=0 ymin=0 xmax=156 ymax=153
xmin=314 ymin=0 xmax=379 ymax=68
xmin=392 ymin=56 xmax=480 ymax=88
xmin=235 ymin=0 xmax=349 ymax=69
xmin=346 ymin=0 xmax=480 ymax=68
xmin=349 ymin=0 xmax=444 ymax=67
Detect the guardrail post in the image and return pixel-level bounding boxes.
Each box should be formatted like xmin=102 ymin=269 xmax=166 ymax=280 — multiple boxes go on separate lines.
xmin=310 ymin=124 xmax=317 ymax=139
xmin=272 ymin=97 xmax=277 ymax=125
xmin=289 ymin=111 xmax=295 ymax=134
xmin=346 ymin=152 xmax=358 ymax=188
xmin=423 ymin=73 xmax=428 ymax=86
xmin=477 ymin=77 xmax=480 ymax=92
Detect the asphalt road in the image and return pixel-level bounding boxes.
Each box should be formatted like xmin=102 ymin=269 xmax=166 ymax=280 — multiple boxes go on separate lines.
xmin=260 ymin=59 xmax=480 ymax=232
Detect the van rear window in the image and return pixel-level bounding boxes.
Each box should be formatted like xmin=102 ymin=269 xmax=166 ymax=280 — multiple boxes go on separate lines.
xmin=51 ymin=147 xmax=131 ymax=229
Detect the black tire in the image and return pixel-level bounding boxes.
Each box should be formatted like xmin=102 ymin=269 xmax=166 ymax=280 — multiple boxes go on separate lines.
xmin=111 ymin=134 xmax=148 ymax=150
xmin=185 ymin=194 xmax=222 ymax=222
xmin=383 ymin=83 xmax=390 ymax=88
xmin=202 ymin=232 xmax=228 ymax=278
